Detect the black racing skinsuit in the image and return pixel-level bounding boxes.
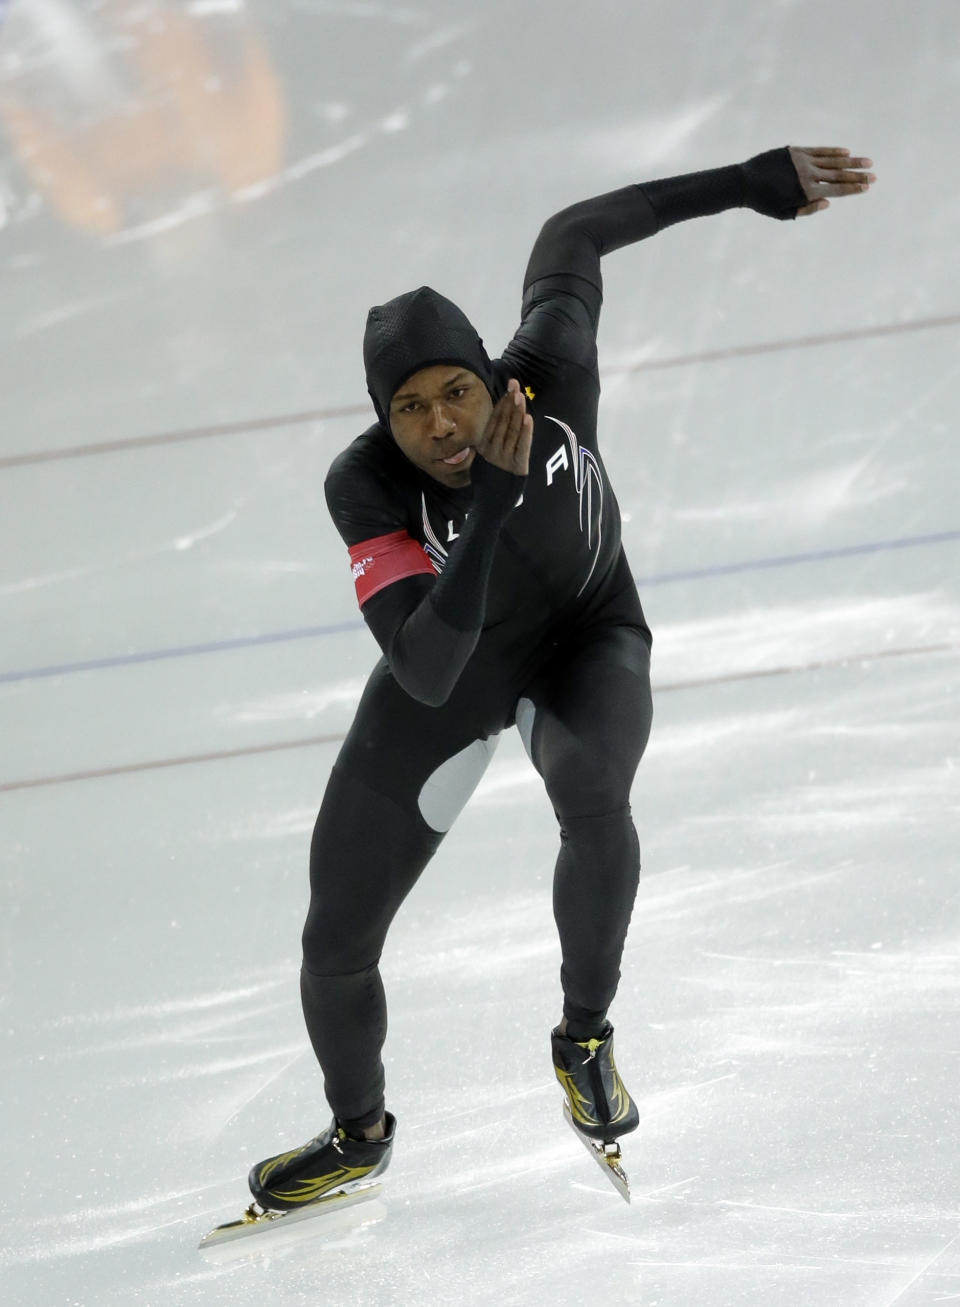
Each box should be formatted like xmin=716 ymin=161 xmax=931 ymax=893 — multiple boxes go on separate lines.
xmin=303 ymin=151 xmax=806 ymax=1132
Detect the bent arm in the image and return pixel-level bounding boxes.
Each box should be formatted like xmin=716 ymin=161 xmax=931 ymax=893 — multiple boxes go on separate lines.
xmin=332 ymin=386 xmax=531 ymax=706
xmin=330 ymin=456 xmax=525 ymax=707
xmin=364 ymin=461 xmax=523 ymax=706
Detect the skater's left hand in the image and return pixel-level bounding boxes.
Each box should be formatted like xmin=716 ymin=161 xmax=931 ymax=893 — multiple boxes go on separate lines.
xmin=789 ymin=147 xmax=876 ymax=216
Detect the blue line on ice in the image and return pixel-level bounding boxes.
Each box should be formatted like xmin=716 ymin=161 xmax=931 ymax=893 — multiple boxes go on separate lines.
xmin=2 ymin=528 xmax=957 ymax=685
xmin=633 ymin=529 xmax=960 ymax=586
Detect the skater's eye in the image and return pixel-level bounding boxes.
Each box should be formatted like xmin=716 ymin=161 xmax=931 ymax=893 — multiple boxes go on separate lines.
xmin=448 ymin=386 xmax=468 ymax=400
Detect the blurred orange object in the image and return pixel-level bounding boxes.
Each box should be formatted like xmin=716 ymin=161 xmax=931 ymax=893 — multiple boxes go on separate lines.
xmin=0 ymin=0 xmax=286 ymax=236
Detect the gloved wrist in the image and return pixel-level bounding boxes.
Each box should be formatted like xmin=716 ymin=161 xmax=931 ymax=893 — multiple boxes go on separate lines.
xmin=739 ymin=146 xmax=807 ymax=220
xmin=471 ymin=456 xmax=527 ymax=518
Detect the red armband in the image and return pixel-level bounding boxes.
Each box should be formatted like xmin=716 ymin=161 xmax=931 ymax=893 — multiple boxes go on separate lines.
xmin=348 ymin=530 xmax=436 ymax=606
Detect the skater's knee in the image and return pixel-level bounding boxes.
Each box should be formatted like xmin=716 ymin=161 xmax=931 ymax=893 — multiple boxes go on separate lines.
xmin=301 ymin=913 xmax=383 ymax=976
xmin=300 ymin=955 xmax=381 ymax=982
xmin=542 ymin=741 xmax=636 ymax=820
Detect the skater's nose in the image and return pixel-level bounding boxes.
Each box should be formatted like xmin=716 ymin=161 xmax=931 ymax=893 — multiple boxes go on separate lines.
xmin=426 ymin=401 xmax=455 ymax=439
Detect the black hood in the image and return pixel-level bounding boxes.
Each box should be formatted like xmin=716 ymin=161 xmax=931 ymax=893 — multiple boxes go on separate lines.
xmin=363 ymin=286 xmax=494 ymax=430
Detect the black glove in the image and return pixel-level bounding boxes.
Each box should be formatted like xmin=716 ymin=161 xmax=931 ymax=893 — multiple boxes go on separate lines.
xmin=740 ymin=147 xmax=808 ymax=221
xmin=471 ymin=453 xmax=527 ymax=520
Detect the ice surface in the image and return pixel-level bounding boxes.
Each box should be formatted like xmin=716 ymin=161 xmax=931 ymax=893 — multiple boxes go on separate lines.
xmin=2 ymin=2 xmax=959 ymax=1305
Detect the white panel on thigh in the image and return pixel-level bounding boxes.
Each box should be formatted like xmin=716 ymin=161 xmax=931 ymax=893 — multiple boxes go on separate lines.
xmin=418 ymin=734 xmax=501 ymax=834
xmin=515 ymin=697 xmax=537 ymax=764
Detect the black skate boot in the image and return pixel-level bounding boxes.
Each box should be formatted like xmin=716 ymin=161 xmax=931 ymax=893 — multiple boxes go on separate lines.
xmin=551 ymin=1024 xmax=639 ymax=1142
xmin=248 ymin=1113 xmax=396 ymax=1213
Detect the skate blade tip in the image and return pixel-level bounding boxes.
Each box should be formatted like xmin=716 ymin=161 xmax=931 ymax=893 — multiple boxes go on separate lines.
xmin=561 ymin=1101 xmax=633 ymax=1202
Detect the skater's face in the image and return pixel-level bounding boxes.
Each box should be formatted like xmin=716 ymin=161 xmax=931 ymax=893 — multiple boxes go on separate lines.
xmin=389 ymin=365 xmax=493 ymax=487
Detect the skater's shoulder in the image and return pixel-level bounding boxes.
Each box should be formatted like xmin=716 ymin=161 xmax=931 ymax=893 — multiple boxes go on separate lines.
xmin=327 ymin=421 xmax=398 ymax=481
xmin=325 ymin=422 xmax=414 ymax=538
xmin=326 ymin=424 xmax=411 ymax=497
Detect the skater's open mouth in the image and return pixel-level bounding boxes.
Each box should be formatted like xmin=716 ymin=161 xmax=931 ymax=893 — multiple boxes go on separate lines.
xmin=440 ymin=447 xmax=473 ymax=466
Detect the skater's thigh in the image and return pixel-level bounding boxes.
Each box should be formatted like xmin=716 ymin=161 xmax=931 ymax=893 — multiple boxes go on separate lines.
xmin=303 ymin=660 xmax=506 ymax=970
xmin=336 ymin=658 xmax=506 ymax=833
xmin=516 ymin=625 xmax=653 ymax=819
xmin=303 ymin=764 xmax=437 ymax=969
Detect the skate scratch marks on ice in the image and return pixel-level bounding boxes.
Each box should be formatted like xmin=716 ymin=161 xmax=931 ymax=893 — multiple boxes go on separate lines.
xmin=638 ymin=1175 xmax=702 ymax=1200
xmin=453 ymin=1142 xmax=572 ymax=1197
xmin=407 ymin=1080 xmax=553 ymax=1134
xmin=0 ymin=563 xmax=98 ymax=596
xmin=107 ymin=1045 xmax=305 ymax=1089
xmin=633 ymin=863 xmax=827 ymax=929
xmin=698 ymin=951 xmax=847 ymax=969
xmin=3 ymin=1211 xmax=201 ymax=1266
xmin=716 ymin=1199 xmax=859 ymax=1220
xmin=878 ymin=1233 xmax=960 ymax=1307
xmin=46 ymin=979 xmax=288 ymax=1028
xmin=651 ymin=591 xmax=958 ymax=687
xmin=221 ymin=677 xmax=367 ymax=725
xmin=13 ymin=296 xmax=121 ymax=339
xmin=625 ymin=1257 xmax=846 ymax=1273
xmin=635 ymin=1074 xmax=738 ymax=1126
xmin=586 ymin=1176 xmax=702 ymax=1213
xmin=29 ymin=1182 xmax=231 ymax=1234
xmin=211 ymin=1049 xmax=306 ymax=1137
xmin=24 ymin=1002 xmax=292 ymax=1064
xmin=170 ymin=505 xmax=241 ymax=552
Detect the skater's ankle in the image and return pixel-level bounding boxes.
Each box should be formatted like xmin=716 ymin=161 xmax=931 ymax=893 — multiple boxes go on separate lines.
xmin=559 ymin=1016 xmax=610 ymax=1043
xmin=339 ymin=1110 xmax=388 ymax=1142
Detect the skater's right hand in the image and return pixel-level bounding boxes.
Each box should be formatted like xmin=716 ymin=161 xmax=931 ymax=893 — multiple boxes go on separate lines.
xmin=474 ymin=378 xmax=533 ymax=477
xmin=789 ymin=147 xmax=876 ymax=216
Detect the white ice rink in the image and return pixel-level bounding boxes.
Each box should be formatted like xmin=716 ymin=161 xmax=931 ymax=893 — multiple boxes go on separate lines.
xmin=2 ymin=2 xmax=959 ymax=1304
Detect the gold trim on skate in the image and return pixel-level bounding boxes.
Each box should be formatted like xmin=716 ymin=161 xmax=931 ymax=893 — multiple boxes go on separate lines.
xmin=264 ymin=1162 xmax=376 ymax=1206
xmin=554 ymin=1065 xmax=601 ymax=1128
xmin=605 ymin=1062 xmax=632 ymax=1126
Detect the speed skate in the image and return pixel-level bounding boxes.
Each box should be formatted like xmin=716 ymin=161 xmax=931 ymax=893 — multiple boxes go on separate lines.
xmin=199 ymin=1112 xmax=397 ymax=1248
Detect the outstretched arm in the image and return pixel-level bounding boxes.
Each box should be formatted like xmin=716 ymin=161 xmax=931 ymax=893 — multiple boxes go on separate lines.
xmin=516 ymin=146 xmax=876 ymax=352
xmin=638 ymin=146 xmax=875 ymax=232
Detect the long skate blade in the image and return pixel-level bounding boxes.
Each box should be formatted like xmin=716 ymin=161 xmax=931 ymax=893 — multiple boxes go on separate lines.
xmin=562 ymin=1102 xmax=631 ymax=1203
xmin=199 ymin=1182 xmax=383 ymax=1249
